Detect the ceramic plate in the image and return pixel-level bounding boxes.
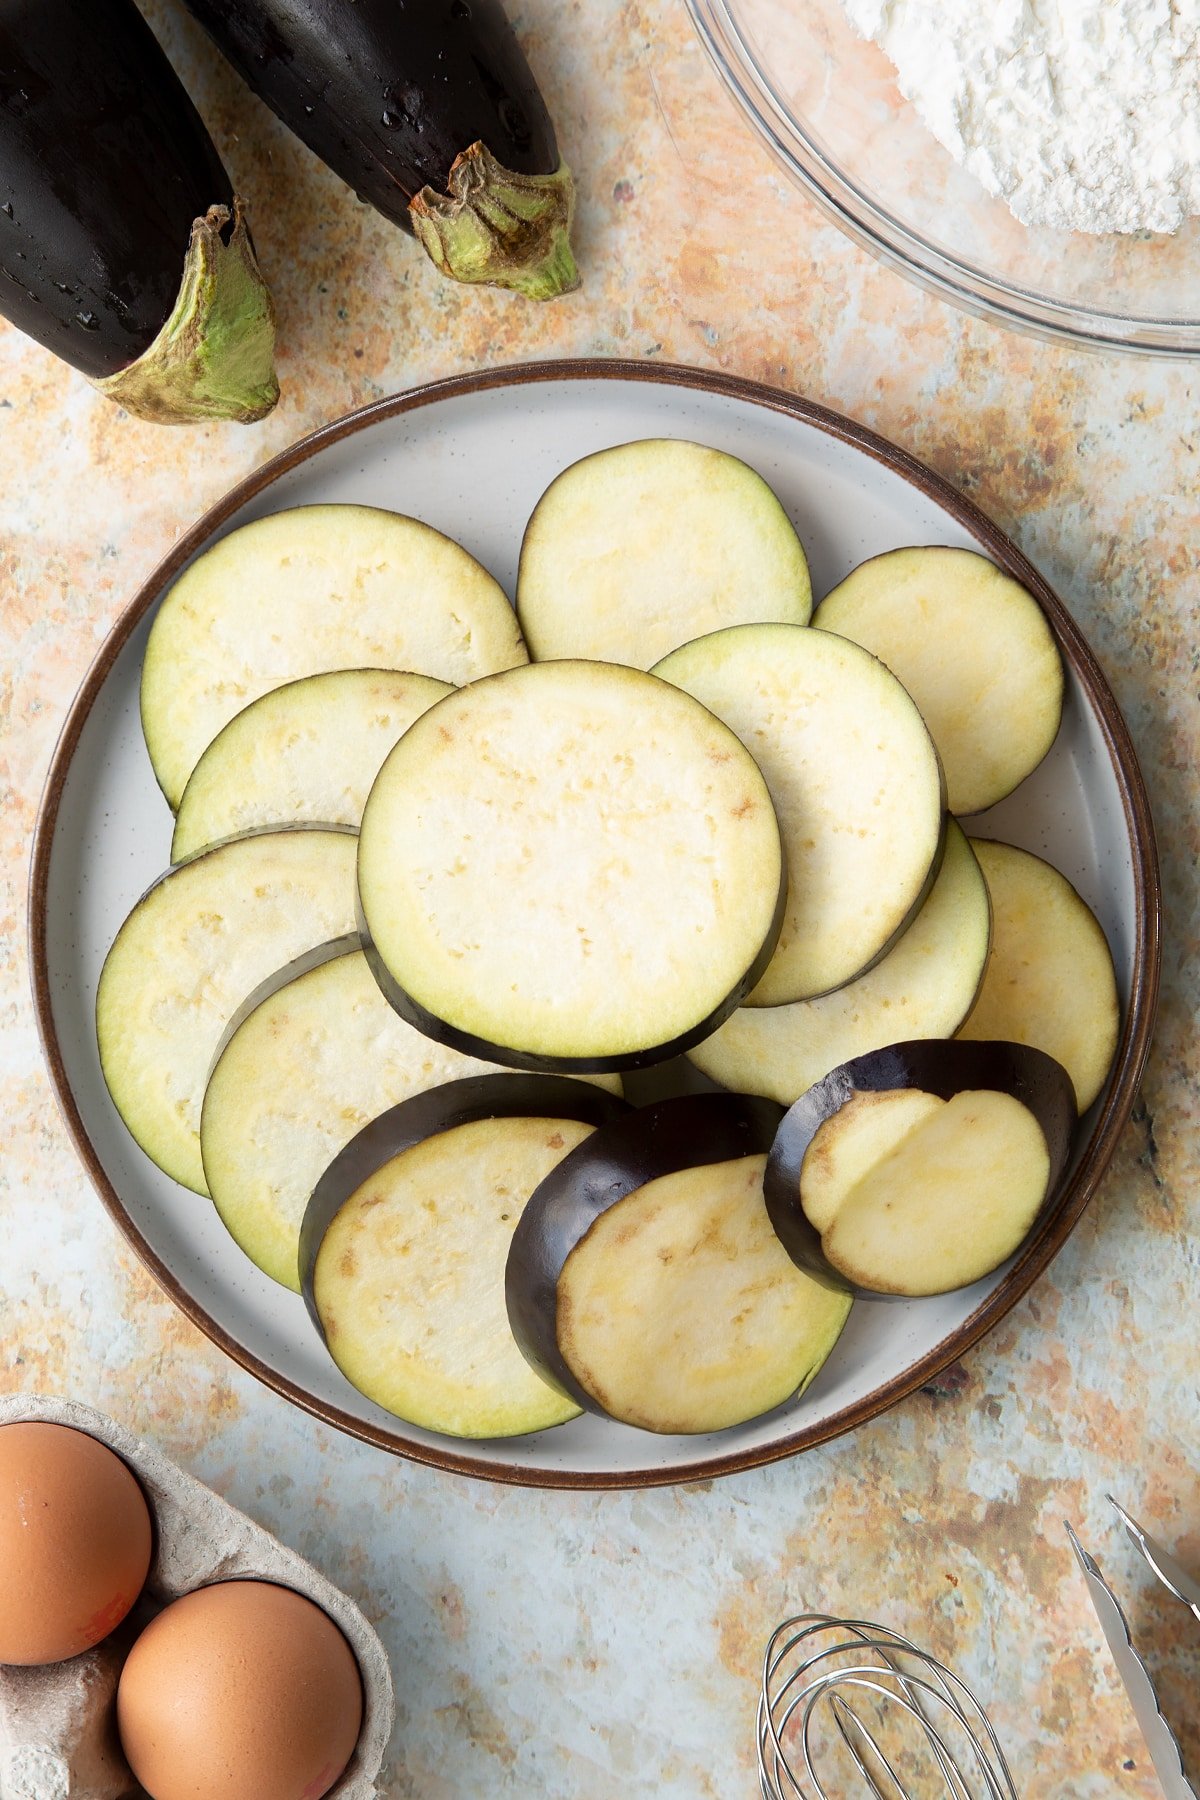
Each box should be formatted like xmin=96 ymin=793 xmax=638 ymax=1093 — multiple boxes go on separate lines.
xmin=29 ymin=362 xmax=1160 ymax=1489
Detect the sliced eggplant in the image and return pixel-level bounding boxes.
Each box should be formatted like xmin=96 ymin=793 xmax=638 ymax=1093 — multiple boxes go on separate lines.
xmin=96 ymin=829 xmax=357 ymax=1194
xmin=764 ymin=1039 xmax=1076 ymax=1297
xmin=141 ymin=505 xmax=526 ymax=810
xmin=301 ymin=1075 xmax=629 ymax=1438
xmin=180 ymin=0 xmax=578 ymax=300
xmin=515 ymin=440 xmax=812 ymax=669
xmin=202 ymin=944 xmax=620 ymax=1292
xmin=506 ymin=1094 xmax=851 ymax=1435
xmin=171 ymin=669 xmax=452 ymax=862
xmin=654 ymin=624 xmax=944 ymax=1005
xmin=687 ymin=820 xmax=990 ymax=1104
xmin=0 ymin=0 xmax=277 ymax=423
xmin=959 ymin=839 xmax=1120 ymax=1113
xmin=356 ymin=660 xmax=785 ymax=1071
xmin=812 ymin=547 xmax=1064 ymax=815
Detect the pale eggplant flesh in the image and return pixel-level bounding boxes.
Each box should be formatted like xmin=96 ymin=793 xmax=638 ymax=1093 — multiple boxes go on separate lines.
xmin=960 ymin=838 xmax=1121 ymax=1115
xmin=299 ymin=1073 xmax=631 ymax=1328
xmin=516 ymin=440 xmax=813 ymax=669
xmin=355 ymin=660 xmax=787 ymax=1073
xmin=687 ymin=819 xmax=990 ymax=1106
xmin=764 ymin=1038 xmax=1076 ymax=1299
xmin=653 ymin=623 xmax=946 ymax=1007
xmin=172 ymin=669 xmax=453 ymax=863
xmin=96 ymin=827 xmax=359 ymax=1194
xmin=299 ymin=1074 xmax=631 ymax=1438
xmin=202 ymin=943 xmax=620 ymax=1292
xmin=812 ymin=546 xmax=1064 ymax=817
xmin=141 ymin=504 xmax=525 ymax=811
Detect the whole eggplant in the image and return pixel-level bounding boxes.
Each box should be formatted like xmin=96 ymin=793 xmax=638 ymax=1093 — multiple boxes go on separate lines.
xmin=0 ymin=0 xmax=277 ymax=423
xmin=180 ymin=0 xmax=579 ymax=300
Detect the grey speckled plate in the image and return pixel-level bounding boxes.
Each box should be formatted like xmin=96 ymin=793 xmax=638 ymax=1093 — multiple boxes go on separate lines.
xmin=29 ymin=361 xmax=1160 ymax=1489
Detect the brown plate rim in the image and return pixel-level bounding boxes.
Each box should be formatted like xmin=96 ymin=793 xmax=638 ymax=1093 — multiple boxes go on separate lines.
xmin=27 ymin=357 xmax=1162 ymax=1490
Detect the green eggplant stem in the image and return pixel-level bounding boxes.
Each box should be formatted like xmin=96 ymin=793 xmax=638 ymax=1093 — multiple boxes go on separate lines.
xmin=92 ymin=199 xmax=279 ymax=425
xmin=410 ymin=143 xmax=580 ymax=301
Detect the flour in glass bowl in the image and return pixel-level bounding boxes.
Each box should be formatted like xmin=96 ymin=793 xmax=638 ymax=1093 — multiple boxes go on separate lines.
xmin=841 ymin=0 xmax=1200 ymax=234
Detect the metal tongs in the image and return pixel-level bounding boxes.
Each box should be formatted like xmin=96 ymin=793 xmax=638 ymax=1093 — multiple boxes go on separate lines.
xmin=1067 ymin=1497 xmax=1199 ymax=1800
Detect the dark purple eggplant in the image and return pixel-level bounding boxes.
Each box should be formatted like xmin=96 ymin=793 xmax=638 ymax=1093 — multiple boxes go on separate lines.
xmin=179 ymin=0 xmax=579 ymax=300
xmin=506 ymin=1093 xmax=787 ymax=1418
xmin=0 ymin=0 xmax=277 ymax=423
xmin=764 ymin=1038 xmax=1077 ymax=1299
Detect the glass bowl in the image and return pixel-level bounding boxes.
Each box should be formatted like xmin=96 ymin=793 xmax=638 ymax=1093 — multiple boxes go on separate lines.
xmin=687 ymin=0 xmax=1200 ymax=356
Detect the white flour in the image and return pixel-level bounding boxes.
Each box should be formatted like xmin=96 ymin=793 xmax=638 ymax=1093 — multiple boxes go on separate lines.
xmin=842 ymin=0 xmax=1200 ymax=234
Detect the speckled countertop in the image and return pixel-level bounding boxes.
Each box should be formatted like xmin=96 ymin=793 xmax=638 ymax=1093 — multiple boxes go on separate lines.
xmin=2 ymin=2 xmax=1198 ymax=1794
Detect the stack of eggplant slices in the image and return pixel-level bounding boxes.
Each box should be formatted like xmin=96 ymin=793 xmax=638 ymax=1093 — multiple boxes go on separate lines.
xmin=98 ymin=440 xmax=1120 ymax=1440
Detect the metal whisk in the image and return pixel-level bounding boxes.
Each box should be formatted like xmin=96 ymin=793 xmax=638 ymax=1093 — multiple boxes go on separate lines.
xmin=758 ymin=1614 xmax=1018 ymax=1800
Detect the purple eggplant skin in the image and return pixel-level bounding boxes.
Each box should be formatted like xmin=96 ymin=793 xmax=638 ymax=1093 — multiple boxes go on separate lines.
xmin=298 ymin=1074 xmax=631 ymax=1342
xmin=178 ymin=0 xmax=580 ymax=298
xmin=506 ymin=1094 xmax=785 ymax=1415
xmin=0 ymin=0 xmax=232 ymax=378
xmin=763 ymin=1038 xmax=1077 ymax=1300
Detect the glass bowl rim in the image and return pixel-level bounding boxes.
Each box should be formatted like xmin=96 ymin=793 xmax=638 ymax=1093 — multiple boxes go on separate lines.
xmin=688 ymin=0 xmax=1200 ymax=359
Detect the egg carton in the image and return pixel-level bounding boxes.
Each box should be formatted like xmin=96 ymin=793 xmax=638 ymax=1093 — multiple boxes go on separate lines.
xmin=0 ymin=1395 xmax=394 ymax=1800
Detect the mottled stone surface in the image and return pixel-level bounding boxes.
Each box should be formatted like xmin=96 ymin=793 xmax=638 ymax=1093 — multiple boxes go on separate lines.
xmin=1 ymin=2 xmax=1198 ymax=1795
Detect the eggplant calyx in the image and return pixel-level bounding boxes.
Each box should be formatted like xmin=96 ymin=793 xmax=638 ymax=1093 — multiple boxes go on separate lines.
xmin=91 ymin=200 xmax=279 ymax=425
xmin=410 ymin=143 xmax=580 ymax=301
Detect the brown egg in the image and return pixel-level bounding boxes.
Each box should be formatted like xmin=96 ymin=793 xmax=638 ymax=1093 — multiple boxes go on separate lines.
xmin=0 ymin=1420 xmax=153 ymax=1665
xmin=116 ymin=1579 xmax=364 ymax=1800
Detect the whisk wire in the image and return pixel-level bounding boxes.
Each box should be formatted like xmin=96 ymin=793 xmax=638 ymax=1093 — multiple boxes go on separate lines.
xmin=828 ymin=1690 xmax=910 ymax=1800
xmin=758 ymin=1614 xmax=1019 ymax=1800
xmin=804 ymin=1674 xmax=990 ymax=1800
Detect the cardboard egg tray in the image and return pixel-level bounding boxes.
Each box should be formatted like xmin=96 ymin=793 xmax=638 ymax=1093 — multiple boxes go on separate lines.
xmin=0 ymin=1395 xmax=394 ymax=1800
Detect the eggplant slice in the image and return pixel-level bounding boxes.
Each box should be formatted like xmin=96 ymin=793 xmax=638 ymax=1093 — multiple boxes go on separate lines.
xmin=0 ymin=0 xmax=277 ymax=423
xmin=172 ymin=669 xmax=452 ymax=862
xmin=180 ymin=0 xmax=578 ymax=300
xmin=202 ymin=945 xmax=619 ymax=1292
xmin=960 ymin=839 xmax=1121 ymax=1113
xmin=141 ymin=505 xmax=526 ymax=810
xmin=507 ymin=1094 xmax=851 ymax=1435
xmin=356 ymin=660 xmax=786 ymax=1071
xmin=687 ymin=821 xmax=990 ymax=1105
xmin=96 ymin=829 xmax=358 ymax=1194
xmin=812 ymin=547 xmax=1064 ymax=816
xmin=765 ymin=1039 xmax=1075 ymax=1297
xmin=516 ymin=440 xmax=812 ymax=669
xmin=301 ymin=1075 xmax=629 ymax=1438
xmin=654 ymin=623 xmax=944 ymax=1005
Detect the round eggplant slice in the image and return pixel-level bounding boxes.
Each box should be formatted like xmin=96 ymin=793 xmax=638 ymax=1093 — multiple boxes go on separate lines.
xmin=653 ymin=623 xmax=945 ymax=1005
xmin=301 ymin=1075 xmax=630 ymax=1439
xmin=813 ymin=547 xmax=1064 ymax=816
xmin=202 ymin=945 xmax=620 ymax=1292
xmin=688 ymin=820 xmax=990 ymax=1105
xmin=765 ymin=1039 xmax=1076 ymax=1298
xmin=515 ymin=439 xmax=812 ymax=669
xmin=141 ymin=505 xmax=526 ymax=810
xmin=96 ymin=829 xmax=358 ymax=1194
xmin=959 ymin=839 xmax=1121 ymax=1114
xmin=356 ymin=660 xmax=786 ymax=1071
xmin=506 ymin=1095 xmax=852 ymax=1435
xmin=172 ymin=669 xmax=452 ymax=862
